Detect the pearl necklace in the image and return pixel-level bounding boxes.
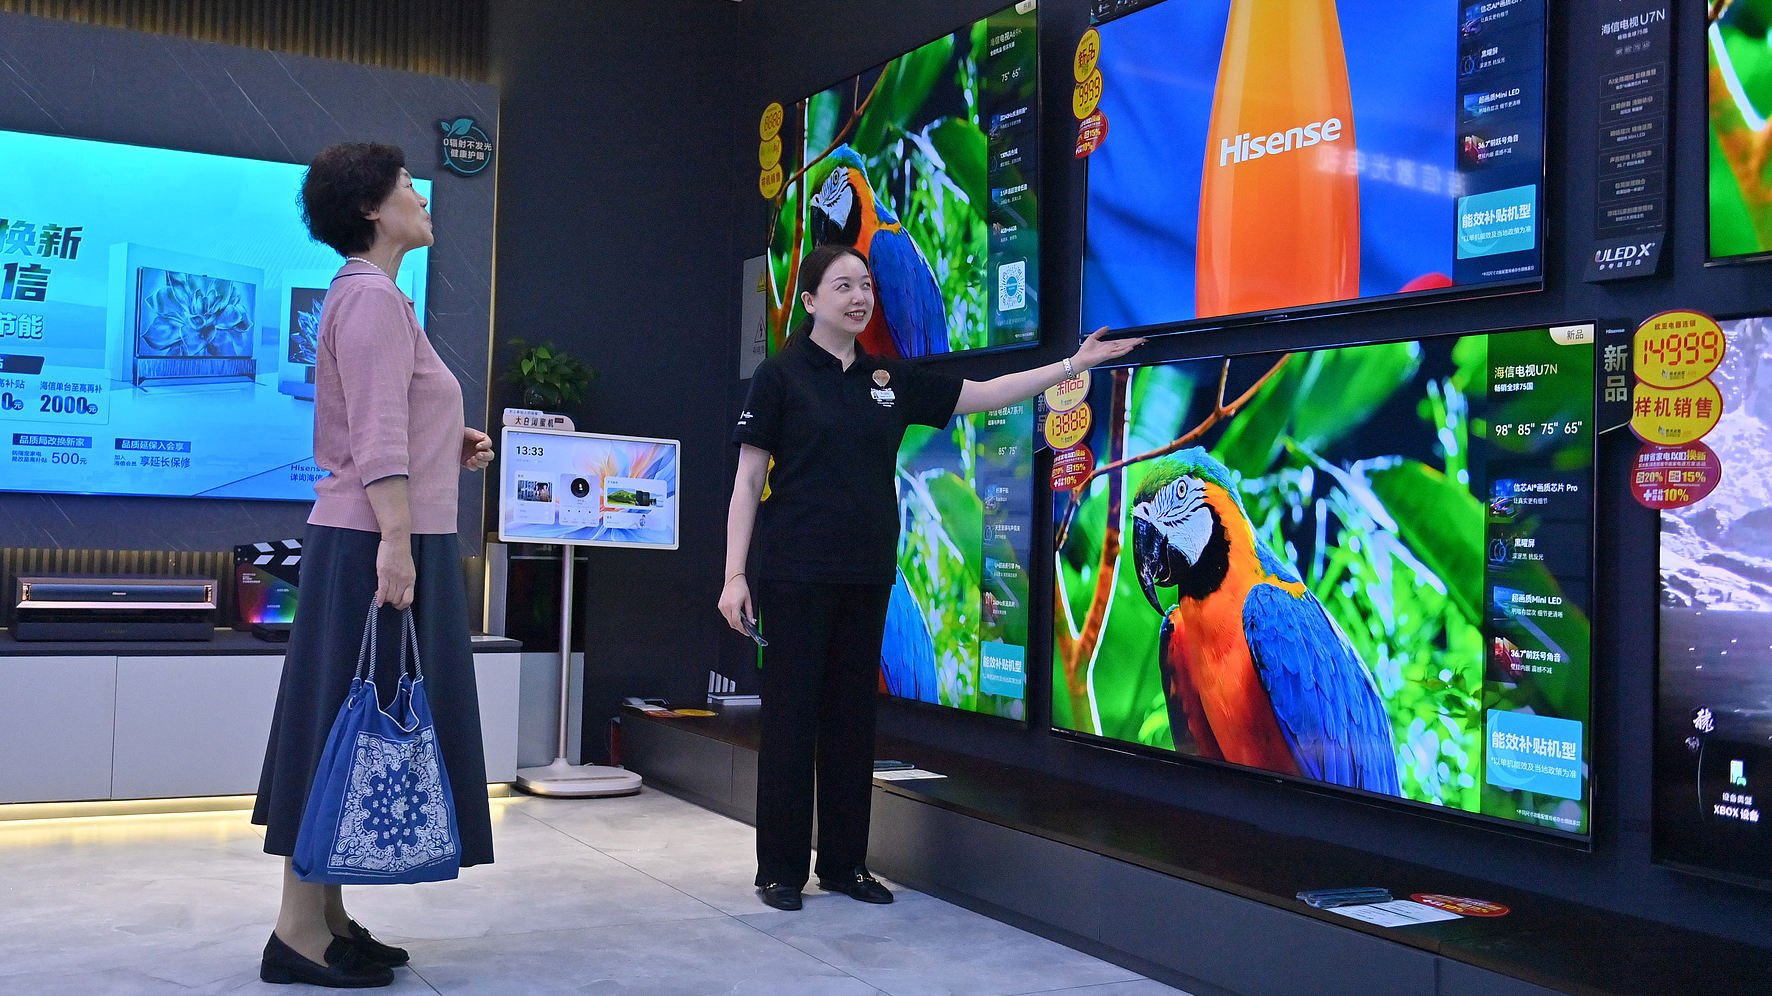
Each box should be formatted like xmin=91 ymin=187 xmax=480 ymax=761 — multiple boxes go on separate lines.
xmin=345 ymin=256 xmax=391 ymax=278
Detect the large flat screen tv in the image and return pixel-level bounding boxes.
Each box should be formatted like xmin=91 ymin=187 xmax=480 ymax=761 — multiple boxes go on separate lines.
xmin=0 ymin=128 xmax=429 ymax=500
xmin=1655 ymin=314 xmax=1772 ymax=886
xmin=881 ymin=401 xmax=1034 ymax=721
xmin=1053 ymin=323 xmax=1596 ymax=840
xmin=1082 ymin=0 xmax=1546 ymax=336
xmin=763 ymin=1 xmax=1038 ymax=359
xmin=1708 ymin=5 xmax=1772 ymax=264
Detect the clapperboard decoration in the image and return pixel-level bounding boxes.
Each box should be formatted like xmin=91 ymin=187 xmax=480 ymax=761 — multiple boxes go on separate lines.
xmin=706 ymin=669 xmax=760 ymax=706
xmin=234 ymin=539 xmax=303 ymax=633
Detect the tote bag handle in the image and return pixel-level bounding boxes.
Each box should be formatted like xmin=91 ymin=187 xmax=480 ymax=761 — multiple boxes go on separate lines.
xmin=351 ymin=598 xmax=425 ymax=685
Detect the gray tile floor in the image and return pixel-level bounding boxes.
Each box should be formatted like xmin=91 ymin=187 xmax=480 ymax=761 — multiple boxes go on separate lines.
xmin=0 ymin=789 xmax=1191 ymax=995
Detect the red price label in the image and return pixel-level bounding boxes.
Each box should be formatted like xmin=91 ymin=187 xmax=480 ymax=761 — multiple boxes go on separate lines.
xmin=1409 ymin=894 xmax=1511 ymax=917
xmin=1075 ymin=110 xmax=1109 ymax=158
xmin=1051 ymin=444 xmax=1096 ymax=492
xmin=1631 ymin=442 xmax=1722 ymax=510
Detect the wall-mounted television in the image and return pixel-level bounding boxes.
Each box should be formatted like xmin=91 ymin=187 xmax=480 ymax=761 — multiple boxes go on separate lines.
xmin=1655 ymin=314 xmax=1772 ymax=886
xmin=1082 ymin=0 xmax=1546 ymax=336
xmin=882 ymin=401 xmax=1034 ymax=721
xmin=1708 ymin=5 xmax=1772 ymax=264
xmin=764 ymin=0 xmax=1038 ymax=359
xmin=0 ymin=128 xmax=429 ymax=500
xmin=1053 ymin=323 xmax=1596 ymax=841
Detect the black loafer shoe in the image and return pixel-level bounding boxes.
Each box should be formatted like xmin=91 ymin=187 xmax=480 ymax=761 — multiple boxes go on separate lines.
xmin=336 ymin=919 xmax=409 ymax=967
xmin=817 ymin=867 xmax=894 ymax=904
xmin=261 ymin=933 xmax=394 ymax=988
xmin=758 ymin=882 xmax=804 ymax=911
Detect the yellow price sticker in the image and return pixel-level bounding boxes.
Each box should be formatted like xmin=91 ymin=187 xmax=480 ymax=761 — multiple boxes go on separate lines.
xmin=1073 ymin=68 xmax=1104 ymax=120
xmin=1044 ymin=401 xmax=1093 ymax=451
xmin=759 ymin=102 xmax=784 ymax=141
xmin=759 ymin=134 xmax=782 ymax=170
xmin=1074 ymin=27 xmax=1101 ymax=82
xmin=1634 ymin=310 xmax=1725 ymax=388
xmin=1630 ymin=379 xmax=1723 ymax=445
xmin=759 ymin=164 xmax=784 ymax=200
xmin=1044 ymin=370 xmax=1090 ymax=414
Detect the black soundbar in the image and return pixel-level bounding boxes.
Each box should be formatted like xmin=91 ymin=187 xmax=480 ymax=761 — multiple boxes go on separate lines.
xmin=14 ymin=574 xmax=218 ymax=641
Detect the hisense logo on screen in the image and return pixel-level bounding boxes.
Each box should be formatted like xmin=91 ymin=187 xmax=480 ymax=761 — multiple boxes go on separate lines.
xmin=1216 ymin=118 xmax=1343 ymax=166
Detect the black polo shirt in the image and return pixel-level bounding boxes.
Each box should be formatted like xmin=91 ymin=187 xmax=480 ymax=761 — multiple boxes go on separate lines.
xmin=733 ymin=332 xmax=964 ymax=585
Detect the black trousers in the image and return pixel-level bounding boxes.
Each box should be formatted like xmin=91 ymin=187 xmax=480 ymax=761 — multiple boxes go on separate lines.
xmin=754 ymin=579 xmax=892 ymax=888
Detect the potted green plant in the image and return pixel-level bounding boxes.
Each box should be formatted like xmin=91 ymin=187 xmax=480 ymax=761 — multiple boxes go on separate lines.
xmin=502 ymin=338 xmax=593 ymax=412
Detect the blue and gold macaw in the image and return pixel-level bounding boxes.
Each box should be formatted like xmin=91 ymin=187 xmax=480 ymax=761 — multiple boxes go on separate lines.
xmin=1130 ymin=449 xmax=1401 ymax=794
xmin=809 ymin=145 xmax=949 ymax=358
xmin=880 ymin=570 xmax=939 ymax=702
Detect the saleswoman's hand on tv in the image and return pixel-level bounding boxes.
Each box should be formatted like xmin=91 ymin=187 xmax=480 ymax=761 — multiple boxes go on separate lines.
xmin=1073 ymin=326 xmax=1145 ymax=372
xmin=718 ymin=575 xmax=753 ymax=635
xmin=462 ymin=427 xmax=495 ymax=471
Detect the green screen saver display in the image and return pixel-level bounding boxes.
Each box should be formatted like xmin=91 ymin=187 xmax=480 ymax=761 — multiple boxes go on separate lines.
xmin=1052 ymin=326 xmax=1596 ymax=837
xmin=1709 ymin=3 xmax=1772 ymax=260
xmin=763 ymin=2 xmax=1038 ymax=359
xmin=882 ymin=403 xmax=1034 ymax=720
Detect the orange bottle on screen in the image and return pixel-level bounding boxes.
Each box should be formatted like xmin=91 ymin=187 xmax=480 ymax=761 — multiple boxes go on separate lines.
xmin=1196 ymin=0 xmax=1359 ymax=318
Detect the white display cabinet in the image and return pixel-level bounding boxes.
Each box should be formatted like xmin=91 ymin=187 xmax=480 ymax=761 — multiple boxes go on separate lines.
xmin=0 ymin=634 xmax=521 ymax=805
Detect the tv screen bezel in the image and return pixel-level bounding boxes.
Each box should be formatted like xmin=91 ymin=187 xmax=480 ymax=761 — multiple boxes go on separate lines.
xmin=1047 ymin=319 xmax=1600 ymax=848
xmin=1078 ymin=0 xmax=1550 ymax=342
xmin=769 ymin=0 xmax=1042 ymax=364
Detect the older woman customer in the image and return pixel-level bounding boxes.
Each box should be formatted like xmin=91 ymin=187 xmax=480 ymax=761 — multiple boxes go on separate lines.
xmin=252 ymin=142 xmax=496 ymax=988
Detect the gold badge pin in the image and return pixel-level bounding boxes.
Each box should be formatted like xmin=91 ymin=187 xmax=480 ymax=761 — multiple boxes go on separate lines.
xmin=873 ymin=369 xmax=890 ymax=387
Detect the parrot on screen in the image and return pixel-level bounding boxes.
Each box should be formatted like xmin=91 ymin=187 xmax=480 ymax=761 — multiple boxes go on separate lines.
xmin=808 ymin=145 xmax=949 ymax=358
xmin=880 ymin=570 xmax=939 ymax=703
xmin=1129 ymin=449 xmax=1401 ymax=794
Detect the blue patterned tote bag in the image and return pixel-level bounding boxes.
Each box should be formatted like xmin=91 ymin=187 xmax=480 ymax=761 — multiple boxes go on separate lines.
xmin=292 ymin=602 xmax=460 ymax=884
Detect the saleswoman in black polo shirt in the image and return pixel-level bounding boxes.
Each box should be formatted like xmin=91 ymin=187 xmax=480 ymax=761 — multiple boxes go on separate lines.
xmin=723 ymin=244 xmax=1141 ymax=911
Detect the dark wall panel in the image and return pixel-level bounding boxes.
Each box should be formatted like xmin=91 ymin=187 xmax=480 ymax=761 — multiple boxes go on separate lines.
xmin=0 ymin=12 xmax=498 ymax=554
xmin=487 ymin=0 xmax=741 ymax=756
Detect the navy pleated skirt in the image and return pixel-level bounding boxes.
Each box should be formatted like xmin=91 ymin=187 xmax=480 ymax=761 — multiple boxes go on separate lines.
xmin=252 ymin=524 xmax=494 ymax=867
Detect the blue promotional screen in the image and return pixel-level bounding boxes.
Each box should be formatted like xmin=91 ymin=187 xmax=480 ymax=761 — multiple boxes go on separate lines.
xmin=1082 ymin=0 xmax=1545 ymax=335
xmin=0 ymin=129 xmax=429 ymax=500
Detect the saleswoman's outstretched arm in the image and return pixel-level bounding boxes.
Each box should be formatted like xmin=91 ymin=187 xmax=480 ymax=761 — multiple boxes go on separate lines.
xmin=953 ymin=326 xmax=1144 ymax=416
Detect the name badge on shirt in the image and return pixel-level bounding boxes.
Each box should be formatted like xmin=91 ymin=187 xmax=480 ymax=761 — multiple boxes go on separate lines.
xmin=871 ymin=368 xmax=894 ymax=406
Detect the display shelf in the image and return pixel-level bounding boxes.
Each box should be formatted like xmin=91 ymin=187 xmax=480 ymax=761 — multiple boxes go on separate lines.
xmin=0 ymin=637 xmax=523 ymax=805
xmin=0 ymin=629 xmax=522 ymax=656
xmin=622 ymin=707 xmax=1772 ymax=996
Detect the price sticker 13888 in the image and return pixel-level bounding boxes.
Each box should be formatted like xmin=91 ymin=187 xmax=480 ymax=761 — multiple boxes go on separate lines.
xmin=1044 ymin=401 xmax=1093 ymax=451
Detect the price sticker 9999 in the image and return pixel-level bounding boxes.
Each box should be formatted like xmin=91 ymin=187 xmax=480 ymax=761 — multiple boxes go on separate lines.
xmin=1072 ymin=68 xmax=1104 ymax=120
xmin=1043 ymin=401 xmax=1093 ymax=451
